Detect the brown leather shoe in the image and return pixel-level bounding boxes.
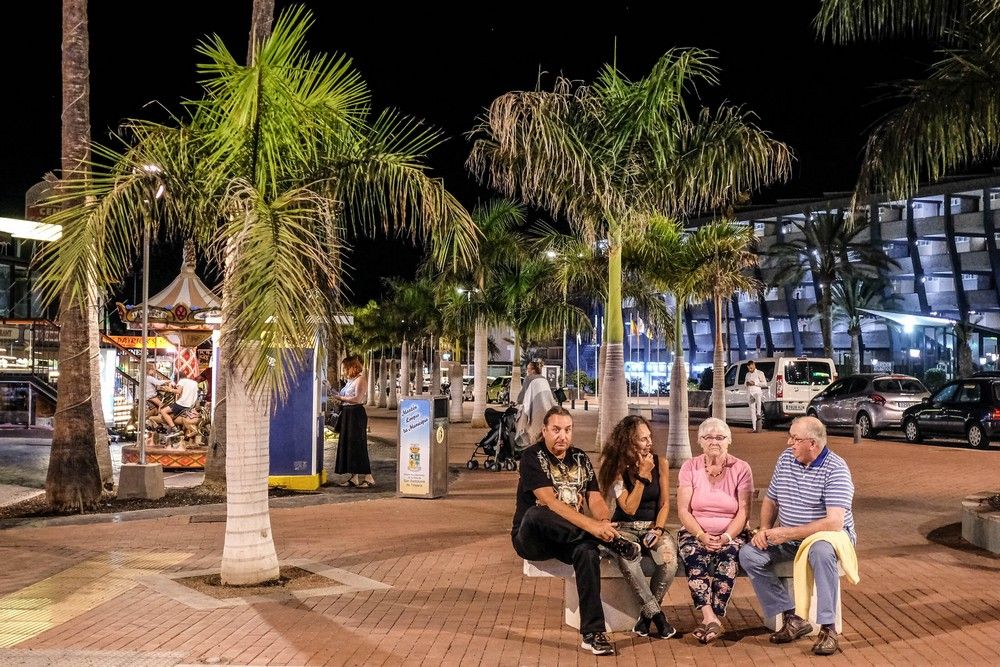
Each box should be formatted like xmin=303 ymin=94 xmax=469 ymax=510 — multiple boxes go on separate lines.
xmin=769 ymin=615 xmax=813 ymax=644
xmin=812 ymin=628 xmax=839 ymax=655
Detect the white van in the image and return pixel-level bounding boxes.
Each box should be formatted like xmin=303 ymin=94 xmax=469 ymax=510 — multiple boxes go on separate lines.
xmin=714 ymin=356 xmax=837 ymax=427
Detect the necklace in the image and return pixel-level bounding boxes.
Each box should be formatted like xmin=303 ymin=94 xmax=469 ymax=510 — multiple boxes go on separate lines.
xmin=705 ymin=455 xmax=725 ymax=478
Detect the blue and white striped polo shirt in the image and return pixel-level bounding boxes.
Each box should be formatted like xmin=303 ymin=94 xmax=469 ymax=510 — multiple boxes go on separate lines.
xmin=766 ymin=446 xmax=856 ymax=544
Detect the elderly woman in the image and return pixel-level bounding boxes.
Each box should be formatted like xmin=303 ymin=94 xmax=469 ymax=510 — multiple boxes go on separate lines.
xmin=677 ymin=417 xmax=754 ymax=643
xmin=598 ymin=415 xmax=678 ymax=638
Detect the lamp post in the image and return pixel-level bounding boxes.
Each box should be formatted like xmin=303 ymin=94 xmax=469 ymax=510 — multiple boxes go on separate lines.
xmin=118 ymin=165 xmax=166 ymax=500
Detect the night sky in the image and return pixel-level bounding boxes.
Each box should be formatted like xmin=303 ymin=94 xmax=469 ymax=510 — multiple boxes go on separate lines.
xmin=0 ymin=1 xmax=934 ymax=306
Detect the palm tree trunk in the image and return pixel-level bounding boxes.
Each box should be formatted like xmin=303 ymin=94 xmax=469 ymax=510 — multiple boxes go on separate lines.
xmin=431 ymin=338 xmax=442 ymax=395
xmin=471 ymin=320 xmax=488 ymax=427
xmin=88 ymin=294 xmax=112 ymax=490
xmin=712 ymin=294 xmax=726 ymax=421
xmin=821 ymin=286 xmax=833 ymax=359
xmin=414 ymin=343 xmax=425 ymax=395
xmin=46 ymin=0 xmax=103 ymax=511
xmin=850 ymin=328 xmax=861 ymax=374
xmin=598 ymin=239 xmax=627 ymax=448
xmin=202 ymin=344 xmax=227 ymax=493
xmin=666 ymin=294 xmax=692 ymax=466
xmin=387 ymin=357 xmax=399 ymax=409
xmin=376 ymin=355 xmax=387 ymax=408
xmin=448 ymin=359 xmax=464 ymax=422
xmin=400 ymin=339 xmax=410 ymax=398
xmin=366 ymin=351 xmax=377 ymax=406
xmin=510 ymin=333 xmax=522 ymax=401
xmin=220 ymin=359 xmax=279 ymax=585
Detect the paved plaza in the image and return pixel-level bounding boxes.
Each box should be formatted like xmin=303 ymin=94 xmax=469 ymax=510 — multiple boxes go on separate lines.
xmin=1 ymin=404 xmax=999 ymax=665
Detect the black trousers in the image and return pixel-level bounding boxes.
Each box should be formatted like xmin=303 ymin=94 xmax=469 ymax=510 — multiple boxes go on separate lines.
xmin=513 ymin=505 xmax=605 ymax=635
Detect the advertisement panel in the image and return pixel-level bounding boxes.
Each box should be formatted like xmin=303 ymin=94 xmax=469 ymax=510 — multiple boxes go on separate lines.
xmin=399 ymin=398 xmax=431 ymax=495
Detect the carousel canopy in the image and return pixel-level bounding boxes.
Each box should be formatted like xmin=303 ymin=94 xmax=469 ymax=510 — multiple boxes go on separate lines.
xmin=117 ymin=241 xmax=221 ymax=337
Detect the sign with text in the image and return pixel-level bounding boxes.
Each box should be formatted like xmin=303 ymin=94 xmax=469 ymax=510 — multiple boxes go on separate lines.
xmin=106 ymin=335 xmax=174 ymax=350
xmin=398 ymin=398 xmax=431 ymax=495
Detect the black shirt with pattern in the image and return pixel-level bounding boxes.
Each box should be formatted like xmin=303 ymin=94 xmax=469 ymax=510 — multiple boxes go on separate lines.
xmin=511 ymin=442 xmax=599 ymax=537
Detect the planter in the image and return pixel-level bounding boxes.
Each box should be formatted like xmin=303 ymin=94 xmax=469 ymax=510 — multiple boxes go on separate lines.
xmin=961 ymin=491 xmax=1000 ymax=554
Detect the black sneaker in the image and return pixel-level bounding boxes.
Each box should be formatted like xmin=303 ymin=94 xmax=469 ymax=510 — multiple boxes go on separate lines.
xmin=649 ymin=611 xmax=677 ymax=639
xmin=581 ymin=631 xmax=615 ymax=655
xmin=607 ymin=536 xmax=641 ymax=561
xmin=633 ymin=616 xmax=651 ymax=637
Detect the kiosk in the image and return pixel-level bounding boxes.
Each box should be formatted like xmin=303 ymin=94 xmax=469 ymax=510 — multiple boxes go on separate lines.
xmin=398 ymin=395 xmax=449 ymax=498
xmin=268 ymin=347 xmax=327 ymax=491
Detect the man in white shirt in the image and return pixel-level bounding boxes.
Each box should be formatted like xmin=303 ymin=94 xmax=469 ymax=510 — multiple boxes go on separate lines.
xmin=744 ymin=360 xmax=767 ymax=432
xmin=164 ymin=370 xmax=201 ymax=442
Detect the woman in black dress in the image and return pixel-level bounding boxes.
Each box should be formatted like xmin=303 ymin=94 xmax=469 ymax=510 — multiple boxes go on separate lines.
xmin=333 ymin=356 xmax=375 ymax=488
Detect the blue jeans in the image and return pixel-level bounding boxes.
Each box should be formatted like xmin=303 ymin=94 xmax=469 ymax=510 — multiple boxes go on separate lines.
xmin=738 ymin=539 xmax=840 ymax=626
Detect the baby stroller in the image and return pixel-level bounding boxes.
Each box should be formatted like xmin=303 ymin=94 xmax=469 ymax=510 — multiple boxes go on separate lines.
xmin=467 ymin=406 xmax=519 ymax=471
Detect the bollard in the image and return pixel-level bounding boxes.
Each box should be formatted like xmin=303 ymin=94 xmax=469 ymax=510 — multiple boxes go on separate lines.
xmin=571 ymin=399 xmax=576 ymax=410
xmin=853 ymin=422 xmax=861 ymax=444
xmin=584 ymin=400 xmax=589 ymax=411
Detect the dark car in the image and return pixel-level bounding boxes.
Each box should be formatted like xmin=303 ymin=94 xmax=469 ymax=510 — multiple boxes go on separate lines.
xmin=900 ymin=377 xmax=1000 ymax=448
xmin=807 ymin=373 xmax=930 ymax=438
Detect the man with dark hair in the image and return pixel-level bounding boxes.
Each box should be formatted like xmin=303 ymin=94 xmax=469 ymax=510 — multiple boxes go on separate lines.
xmin=512 ymin=406 xmax=639 ymax=656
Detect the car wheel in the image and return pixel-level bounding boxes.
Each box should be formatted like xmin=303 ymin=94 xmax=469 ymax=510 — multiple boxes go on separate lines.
xmin=967 ymin=423 xmax=988 ymax=449
xmin=903 ymin=417 xmax=922 ymax=443
xmin=856 ymin=413 xmax=877 ymax=438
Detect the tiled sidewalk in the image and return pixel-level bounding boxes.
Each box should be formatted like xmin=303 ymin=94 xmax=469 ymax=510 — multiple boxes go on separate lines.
xmin=2 ymin=405 xmax=999 ymax=665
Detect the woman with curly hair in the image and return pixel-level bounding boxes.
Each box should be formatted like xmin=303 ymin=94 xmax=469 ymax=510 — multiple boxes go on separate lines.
xmin=677 ymin=417 xmax=754 ymax=644
xmin=599 ymin=415 xmax=678 ymax=639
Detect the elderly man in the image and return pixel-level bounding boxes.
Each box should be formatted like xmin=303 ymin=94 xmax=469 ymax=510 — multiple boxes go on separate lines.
xmin=738 ymin=416 xmax=856 ymax=656
xmin=512 ymin=406 xmax=640 ymax=656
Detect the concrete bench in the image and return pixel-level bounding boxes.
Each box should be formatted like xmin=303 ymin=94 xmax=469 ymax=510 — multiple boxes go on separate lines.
xmin=524 ymin=551 xmax=845 ymax=634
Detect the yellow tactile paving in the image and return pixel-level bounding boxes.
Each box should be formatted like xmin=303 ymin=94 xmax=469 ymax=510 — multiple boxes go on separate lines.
xmin=0 ymin=551 xmax=190 ymax=648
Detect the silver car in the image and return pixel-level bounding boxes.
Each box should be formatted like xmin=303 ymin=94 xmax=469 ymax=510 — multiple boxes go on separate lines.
xmin=807 ymin=373 xmax=931 ymax=438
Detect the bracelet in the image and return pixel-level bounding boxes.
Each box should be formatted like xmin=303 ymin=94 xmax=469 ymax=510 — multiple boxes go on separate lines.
xmin=636 ymin=475 xmax=652 ymax=485
xmin=723 ymin=532 xmax=733 ymax=543
xmin=695 ymin=530 xmax=704 ymax=541
xmin=651 ymin=526 xmax=664 ymax=533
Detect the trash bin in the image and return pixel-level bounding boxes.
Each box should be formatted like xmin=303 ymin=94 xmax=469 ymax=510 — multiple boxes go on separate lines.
xmin=398 ymin=395 xmax=449 ymax=498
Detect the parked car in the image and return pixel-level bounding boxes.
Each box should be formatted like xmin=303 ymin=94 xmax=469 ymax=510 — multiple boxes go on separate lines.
xmin=901 ymin=377 xmax=1000 ymax=448
xmin=487 ymin=375 xmax=512 ymax=404
xmin=710 ymin=356 xmax=837 ymax=427
xmin=808 ymin=373 xmax=930 ymax=437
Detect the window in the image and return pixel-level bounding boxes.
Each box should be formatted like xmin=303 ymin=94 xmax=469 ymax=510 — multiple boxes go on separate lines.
xmin=724 ymin=365 xmax=738 ymax=387
xmin=956 ymin=383 xmax=982 ymax=404
xmin=932 ymin=383 xmax=959 ymax=402
xmin=783 ymin=361 xmax=833 ymax=386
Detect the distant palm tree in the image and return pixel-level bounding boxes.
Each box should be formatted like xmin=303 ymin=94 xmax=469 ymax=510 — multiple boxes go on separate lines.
xmin=688 ymin=221 xmax=761 ymax=422
xmin=816 ymin=1 xmax=1000 ymax=199
xmin=830 ymin=276 xmax=900 ymax=373
xmin=767 ymin=210 xmax=898 ymax=359
xmin=469 ymin=49 xmax=791 ymax=445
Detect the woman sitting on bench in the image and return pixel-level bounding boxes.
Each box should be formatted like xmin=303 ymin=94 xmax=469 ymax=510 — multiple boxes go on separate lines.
xmin=598 ymin=415 xmax=678 ymax=639
xmin=677 ymin=417 xmax=754 ymax=644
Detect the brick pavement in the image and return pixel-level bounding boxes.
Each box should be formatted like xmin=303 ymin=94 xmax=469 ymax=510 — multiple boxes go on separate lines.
xmin=1 ymin=403 xmax=999 ymax=665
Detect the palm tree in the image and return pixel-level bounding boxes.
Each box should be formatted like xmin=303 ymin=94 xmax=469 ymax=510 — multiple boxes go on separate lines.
xmin=688 ymin=221 xmax=762 ymax=421
xmin=44 ymin=0 xmax=111 ymax=512
xmin=767 ymin=210 xmax=898 ymax=359
xmin=35 ymin=9 xmax=475 ymax=585
xmin=469 ymin=49 xmax=791 ymax=445
xmin=830 ymin=276 xmax=900 ymax=373
xmin=816 ymin=1 xmax=1000 ymax=199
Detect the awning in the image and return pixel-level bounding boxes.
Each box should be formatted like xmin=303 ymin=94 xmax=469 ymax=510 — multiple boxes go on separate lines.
xmin=858 ymin=309 xmax=956 ymax=328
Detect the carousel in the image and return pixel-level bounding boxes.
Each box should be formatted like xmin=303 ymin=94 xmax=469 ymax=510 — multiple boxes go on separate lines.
xmin=119 ymin=241 xmax=221 ymax=469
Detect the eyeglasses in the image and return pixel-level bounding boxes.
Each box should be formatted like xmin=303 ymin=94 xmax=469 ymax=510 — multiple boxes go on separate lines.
xmin=788 ymin=435 xmax=815 ymax=445
xmin=700 ymin=434 xmax=728 ymax=441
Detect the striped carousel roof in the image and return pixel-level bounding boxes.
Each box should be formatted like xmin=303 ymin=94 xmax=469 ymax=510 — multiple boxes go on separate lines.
xmin=147 ymin=244 xmax=221 ymax=311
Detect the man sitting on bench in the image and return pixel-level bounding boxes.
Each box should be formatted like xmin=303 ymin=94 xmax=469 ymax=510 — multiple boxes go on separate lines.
xmin=511 ymin=406 xmax=640 ymax=657
xmin=739 ymin=416 xmax=856 ymax=656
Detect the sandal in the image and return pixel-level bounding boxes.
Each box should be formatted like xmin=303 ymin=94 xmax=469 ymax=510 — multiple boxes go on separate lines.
xmin=335 ymin=479 xmax=358 ymax=488
xmin=356 ymin=481 xmax=375 ymax=488
xmin=699 ymin=621 xmax=723 ymax=644
xmin=691 ymin=624 xmax=708 ymax=642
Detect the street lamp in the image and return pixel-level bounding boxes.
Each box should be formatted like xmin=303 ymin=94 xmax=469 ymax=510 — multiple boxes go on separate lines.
xmin=456 ymin=286 xmax=479 ymax=375
xmin=119 ymin=164 xmax=166 ymax=500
